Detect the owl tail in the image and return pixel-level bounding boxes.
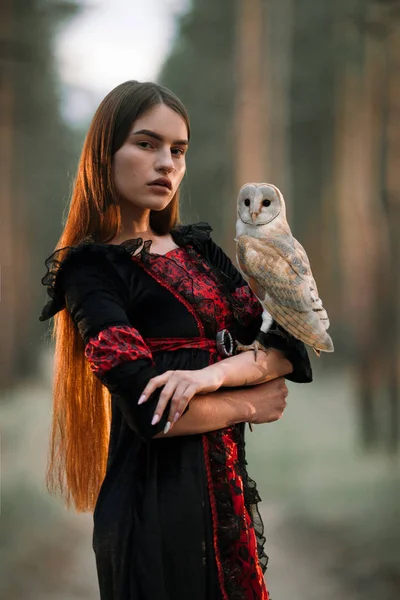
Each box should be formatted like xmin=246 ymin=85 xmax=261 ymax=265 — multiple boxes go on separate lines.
xmin=267 ymin=302 xmax=334 ymax=354
xmin=314 ymin=331 xmax=334 ymax=353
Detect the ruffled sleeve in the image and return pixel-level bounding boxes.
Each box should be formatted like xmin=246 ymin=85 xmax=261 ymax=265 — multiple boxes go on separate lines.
xmin=191 ymin=230 xmax=313 ymax=384
xmin=39 ymin=242 xmax=184 ymax=439
xmin=39 ymin=238 xmax=143 ymax=323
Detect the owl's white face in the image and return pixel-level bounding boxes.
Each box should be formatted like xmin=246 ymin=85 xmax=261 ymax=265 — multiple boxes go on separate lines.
xmin=237 ymin=183 xmax=284 ymax=226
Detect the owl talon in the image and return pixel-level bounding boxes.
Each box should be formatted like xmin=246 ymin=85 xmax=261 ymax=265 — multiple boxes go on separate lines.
xmin=235 ymin=340 xmax=268 ymax=362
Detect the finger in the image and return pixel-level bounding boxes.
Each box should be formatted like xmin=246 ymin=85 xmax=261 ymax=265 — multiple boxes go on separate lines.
xmin=151 ymin=379 xmax=179 ymax=426
xmin=168 ymin=385 xmax=197 ymax=429
xmin=167 ymin=384 xmax=192 ymax=427
xmin=138 ymin=371 xmax=173 ymax=404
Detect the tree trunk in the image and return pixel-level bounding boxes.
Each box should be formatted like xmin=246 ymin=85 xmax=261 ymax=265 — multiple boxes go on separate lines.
xmin=228 ymin=0 xmax=266 ymax=258
xmin=0 ymin=0 xmax=17 ymax=390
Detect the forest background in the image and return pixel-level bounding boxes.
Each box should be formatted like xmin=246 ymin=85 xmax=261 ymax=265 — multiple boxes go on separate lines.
xmin=1 ymin=0 xmax=399 ymax=597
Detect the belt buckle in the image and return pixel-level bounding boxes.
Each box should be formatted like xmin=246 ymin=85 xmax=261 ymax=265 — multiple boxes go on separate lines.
xmin=216 ymin=329 xmax=234 ymax=357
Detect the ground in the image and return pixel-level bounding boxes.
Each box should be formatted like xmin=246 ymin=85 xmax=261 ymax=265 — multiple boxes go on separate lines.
xmin=1 ymin=351 xmax=399 ymax=598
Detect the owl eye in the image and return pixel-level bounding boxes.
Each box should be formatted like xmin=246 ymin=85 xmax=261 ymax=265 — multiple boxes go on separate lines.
xmin=244 ymin=198 xmax=250 ymax=207
xmin=262 ymin=199 xmax=271 ymax=207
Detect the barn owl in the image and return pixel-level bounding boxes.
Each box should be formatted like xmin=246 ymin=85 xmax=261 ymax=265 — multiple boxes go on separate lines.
xmin=235 ymin=182 xmax=334 ymax=358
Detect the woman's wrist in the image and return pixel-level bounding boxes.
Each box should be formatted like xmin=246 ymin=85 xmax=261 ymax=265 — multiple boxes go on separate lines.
xmin=206 ymin=348 xmax=293 ymax=389
xmin=205 ymin=362 xmax=228 ymax=388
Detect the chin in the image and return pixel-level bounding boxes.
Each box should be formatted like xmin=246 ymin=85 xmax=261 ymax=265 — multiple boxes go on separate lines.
xmin=125 ymin=192 xmax=172 ymax=211
xmin=146 ymin=196 xmax=173 ymax=211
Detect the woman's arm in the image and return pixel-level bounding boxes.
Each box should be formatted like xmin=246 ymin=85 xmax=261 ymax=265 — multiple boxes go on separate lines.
xmin=154 ymin=377 xmax=289 ymax=438
xmin=141 ymin=348 xmax=293 ymax=432
xmin=206 ymin=347 xmax=293 ymax=387
xmin=40 ymin=244 xmax=211 ymax=441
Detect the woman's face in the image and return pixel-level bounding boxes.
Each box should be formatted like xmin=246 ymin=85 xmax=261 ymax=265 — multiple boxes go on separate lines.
xmin=113 ymin=103 xmax=188 ymax=212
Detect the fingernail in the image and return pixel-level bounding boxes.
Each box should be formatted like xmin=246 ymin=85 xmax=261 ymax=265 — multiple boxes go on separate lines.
xmin=173 ymin=412 xmax=180 ymax=423
xmin=151 ymin=414 xmax=160 ymax=426
xmin=138 ymin=394 xmax=146 ymax=405
xmin=163 ymin=421 xmax=171 ymax=434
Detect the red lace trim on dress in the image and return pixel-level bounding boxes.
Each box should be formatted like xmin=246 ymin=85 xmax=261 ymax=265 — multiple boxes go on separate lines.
xmin=84 ymin=324 xmax=154 ymax=377
xmin=202 ymin=338 xmax=269 ymax=599
xmin=133 ymin=255 xmax=206 ymax=337
xmin=133 ymin=246 xmax=235 ymax=337
xmin=221 ymin=429 xmax=269 ymax=598
xmin=146 ymin=336 xmax=219 ymax=359
xmin=231 ymin=285 xmax=263 ymax=326
xmin=202 ymin=434 xmax=228 ymax=600
xmin=202 ymin=421 xmax=269 ymax=599
xmin=130 ymin=246 xmax=269 ymax=599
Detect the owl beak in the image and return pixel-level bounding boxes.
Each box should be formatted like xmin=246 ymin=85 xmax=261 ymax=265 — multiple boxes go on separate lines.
xmin=251 ymin=212 xmax=258 ymax=222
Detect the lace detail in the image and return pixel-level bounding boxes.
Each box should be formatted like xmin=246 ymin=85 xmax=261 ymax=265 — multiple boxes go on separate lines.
xmin=126 ymin=225 xmax=270 ymax=596
xmin=203 ymin=425 xmax=269 ymax=599
xmin=84 ymin=325 xmax=154 ymax=377
xmin=122 ymin=229 xmax=270 ymax=598
xmin=39 ymin=237 xmax=143 ymax=322
xmin=173 ymin=225 xmax=264 ymax=330
xmin=134 ymin=246 xmax=236 ymax=339
xmin=171 ymin=221 xmax=213 ymax=248
xmin=38 ymin=223 xmax=212 ymax=323
xmin=231 ymin=285 xmax=263 ymax=323
xmin=235 ymin=431 xmax=269 ymax=575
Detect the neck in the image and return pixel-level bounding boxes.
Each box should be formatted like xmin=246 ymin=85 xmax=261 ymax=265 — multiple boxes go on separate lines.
xmin=119 ymin=202 xmax=153 ymax=237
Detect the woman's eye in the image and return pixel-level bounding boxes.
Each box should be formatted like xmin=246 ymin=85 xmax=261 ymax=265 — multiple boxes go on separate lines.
xmin=137 ymin=141 xmax=152 ymax=149
xmin=171 ymin=147 xmax=185 ymax=156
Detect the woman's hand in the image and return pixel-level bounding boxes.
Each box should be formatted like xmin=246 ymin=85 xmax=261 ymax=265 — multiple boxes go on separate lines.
xmin=244 ymin=377 xmax=289 ymax=424
xmin=138 ymin=368 xmax=225 ymax=432
xmin=152 ymin=376 xmax=290 ymax=439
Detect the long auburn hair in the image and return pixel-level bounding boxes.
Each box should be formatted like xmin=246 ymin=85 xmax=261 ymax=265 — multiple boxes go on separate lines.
xmin=46 ymin=80 xmax=190 ymax=512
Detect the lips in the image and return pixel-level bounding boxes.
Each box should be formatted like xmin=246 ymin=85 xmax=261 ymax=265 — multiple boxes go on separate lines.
xmin=148 ymin=177 xmax=172 ymax=190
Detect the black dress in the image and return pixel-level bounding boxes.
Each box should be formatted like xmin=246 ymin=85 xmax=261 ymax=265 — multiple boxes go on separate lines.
xmin=39 ymin=222 xmax=312 ymax=600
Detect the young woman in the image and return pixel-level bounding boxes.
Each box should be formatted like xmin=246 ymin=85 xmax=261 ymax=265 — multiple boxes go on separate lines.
xmin=39 ymin=80 xmax=312 ymax=600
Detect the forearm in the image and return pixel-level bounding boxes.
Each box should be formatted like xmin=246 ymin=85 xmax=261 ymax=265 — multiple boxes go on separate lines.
xmin=153 ymin=387 xmax=251 ymax=438
xmin=208 ymin=348 xmax=293 ymax=388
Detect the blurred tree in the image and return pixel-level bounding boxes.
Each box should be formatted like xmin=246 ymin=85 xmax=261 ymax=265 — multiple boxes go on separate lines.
xmin=366 ymin=0 xmax=400 ymax=452
xmin=228 ymin=0 xmax=268 ymax=258
xmin=159 ymin=0 xmax=236 ymax=244
xmin=288 ymin=0 xmax=342 ymax=330
xmin=330 ymin=0 xmax=400 ymax=451
xmin=0 ymin=0 xmax=81 ymax=390
xmin=160 ymin=0 xmax=400 ymax=450
xmin=333 ymin=0 xmax=382 ymax=448
xmin=381 ymin=4 xmax=400 ymax=451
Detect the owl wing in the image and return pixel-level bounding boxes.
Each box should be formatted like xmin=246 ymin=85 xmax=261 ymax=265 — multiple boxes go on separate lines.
xmin=292 ymin=238 xmax=329 ymax=329
xmin=236 ymin=235 xmax=333 ymax=352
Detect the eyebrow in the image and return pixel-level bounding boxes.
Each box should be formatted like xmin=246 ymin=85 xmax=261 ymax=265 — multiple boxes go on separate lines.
xmin=131 ymin=129 xmax=189 ymax=146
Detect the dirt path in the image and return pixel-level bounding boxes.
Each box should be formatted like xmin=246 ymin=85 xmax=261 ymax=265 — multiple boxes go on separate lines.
xmin=260 ymin=504 xmax=357 ymax=600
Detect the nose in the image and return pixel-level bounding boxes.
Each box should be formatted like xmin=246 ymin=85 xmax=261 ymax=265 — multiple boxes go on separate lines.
xmin=155 ymin=148 xmax=175 ymax=174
